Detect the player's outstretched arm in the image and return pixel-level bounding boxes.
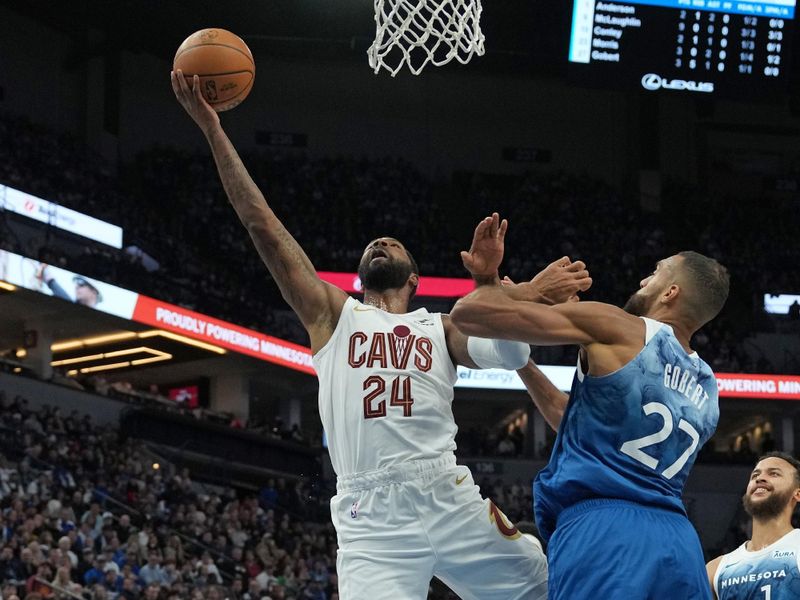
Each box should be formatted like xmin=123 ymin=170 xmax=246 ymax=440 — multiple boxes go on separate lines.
xmin=517 ymin=359 xmax=568 ymax=431
xmin=171 ymin=71 xmax=347 ymax=352
xmin=452 ymin=287 xmax=632 ymax=346
xmin=443 ymin=256 xmax=593 ymax=368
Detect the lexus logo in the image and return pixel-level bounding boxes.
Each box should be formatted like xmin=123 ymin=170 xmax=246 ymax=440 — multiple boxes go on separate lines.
xmin=641 ymin=73 xmax=714 ymax=93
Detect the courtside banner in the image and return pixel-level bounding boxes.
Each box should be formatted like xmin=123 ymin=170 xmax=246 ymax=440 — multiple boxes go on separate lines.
xmin=318 ymin=271 xmax=476 ymax=297
xmin=0 ymin=249 xmax=314 ymax=375
xmin=456 ymin=365 xmax=576 ymax=392
xmin=457 ymin=369 xmax=800 ymax=399
xmin=715 ymin=373 xmax=800 ymax=400
xmin=0 ymin=183 xmax=123 ymax=248
xmin=131 ymin=297 xmax=314 ymax=374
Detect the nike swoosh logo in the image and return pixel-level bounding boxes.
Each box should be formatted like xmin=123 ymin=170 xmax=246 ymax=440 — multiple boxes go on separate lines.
xmin=456 ymin=474 xmax=468 ymax=485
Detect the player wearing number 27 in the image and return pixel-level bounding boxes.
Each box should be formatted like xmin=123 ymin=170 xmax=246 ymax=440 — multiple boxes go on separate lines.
xmin=171 ymin=73 xmax=594 ymax=599
xmin=451 ymin=213 xmax=730 ymax=599
xmin=707 ymin=452 xmax=800 ymax=599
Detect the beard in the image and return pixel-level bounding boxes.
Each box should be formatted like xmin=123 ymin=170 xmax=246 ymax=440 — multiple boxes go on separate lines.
xmin=743 ymin=486 xmax=796 ymax=520
xmin=623 ymin=291 xmax=651 ymax=316
xmin=358 ymin=257 xmax=414 ymax=293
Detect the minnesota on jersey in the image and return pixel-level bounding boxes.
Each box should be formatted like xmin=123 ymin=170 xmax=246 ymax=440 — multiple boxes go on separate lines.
xmin=715 ymin=530 xmax=800 ymax=599
xmin=313 ymin=297 xmax=458 ymax=477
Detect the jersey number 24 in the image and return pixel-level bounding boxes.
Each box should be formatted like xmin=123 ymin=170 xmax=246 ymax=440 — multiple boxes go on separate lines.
xmin=363 ymin=375 xmax=414 ymax=419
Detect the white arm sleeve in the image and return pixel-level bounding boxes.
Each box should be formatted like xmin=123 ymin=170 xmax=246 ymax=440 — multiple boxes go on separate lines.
xmin=467 ymin=337 xmax=531 ymax=370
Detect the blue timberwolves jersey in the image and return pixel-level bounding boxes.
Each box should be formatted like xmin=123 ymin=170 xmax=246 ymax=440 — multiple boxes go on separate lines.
xmin=714 ymin=530 xmax=800 ymax=599
xmin=534 ymin=318 xmax=719 ymax=541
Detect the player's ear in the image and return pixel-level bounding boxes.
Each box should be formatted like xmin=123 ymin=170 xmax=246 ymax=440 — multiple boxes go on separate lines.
xmin=408 ymin=273 xmax=420 ymax=289
xmin=661 ymin=283 xmax=680 ymax=304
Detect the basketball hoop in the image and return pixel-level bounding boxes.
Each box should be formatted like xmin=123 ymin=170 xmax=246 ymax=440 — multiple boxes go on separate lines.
xmin=368 ymin=0 xmax=485 ymax=76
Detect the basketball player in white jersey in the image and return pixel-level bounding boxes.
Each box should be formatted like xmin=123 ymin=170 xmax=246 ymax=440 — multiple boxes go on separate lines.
xmin=172 ymin=72 xmax=592 ymax=599
xmin=707 ymin=452 xmax=800 ymax=599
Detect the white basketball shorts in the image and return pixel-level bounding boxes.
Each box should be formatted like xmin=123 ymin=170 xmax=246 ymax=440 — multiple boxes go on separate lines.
xmin=330 ymin=453 xmax=548 ymax=600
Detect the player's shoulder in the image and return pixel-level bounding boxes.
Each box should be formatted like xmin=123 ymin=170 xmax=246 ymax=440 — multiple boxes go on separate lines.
xmin=557 ymin=301 xmax=644 ymax=348
xmin=706 ymin=554 xmax=724 ymax=574
xmin=555 ymin=301 xmax=642 ymax=328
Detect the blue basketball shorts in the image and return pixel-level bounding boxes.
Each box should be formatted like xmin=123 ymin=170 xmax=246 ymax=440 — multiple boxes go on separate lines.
xmin=547 ymin=499 xmax=712 ymax=600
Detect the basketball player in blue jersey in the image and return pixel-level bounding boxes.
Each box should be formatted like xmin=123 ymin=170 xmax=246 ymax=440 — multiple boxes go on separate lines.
xmin=707 ymin=452 xmax=800 ymax=599
xmin=171 ymin=74 xmax=593 ymax=599
xmin=451 ymin=213 xmax=730 ymax=599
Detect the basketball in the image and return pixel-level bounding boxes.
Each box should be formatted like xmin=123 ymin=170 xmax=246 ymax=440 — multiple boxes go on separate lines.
xmin=173 ymin=28 xmax=255 ymax=112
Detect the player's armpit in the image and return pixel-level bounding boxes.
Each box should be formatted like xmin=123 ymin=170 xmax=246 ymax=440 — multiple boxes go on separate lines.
xmin=441 ymin=315 xmax=480 ymax=369
xmin=451 ymin=286 xmax=638 ymax=347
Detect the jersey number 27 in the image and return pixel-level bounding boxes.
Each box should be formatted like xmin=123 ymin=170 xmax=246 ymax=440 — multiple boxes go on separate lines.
xmin=620 ymin=401 xmax=700 ymax=480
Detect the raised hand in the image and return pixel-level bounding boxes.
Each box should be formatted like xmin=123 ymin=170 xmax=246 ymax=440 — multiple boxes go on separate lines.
xmin=170 ymin=70 xmax=220 ymax=135
xmin=460 ymin=213 xmax=507 ymax=283
xmin=530 ymin=256 xmax=592 ymax=305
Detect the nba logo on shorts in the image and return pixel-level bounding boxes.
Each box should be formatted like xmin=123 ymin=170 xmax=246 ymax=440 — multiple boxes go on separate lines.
xmin=350 ymin=501 xmax=359 ymax=519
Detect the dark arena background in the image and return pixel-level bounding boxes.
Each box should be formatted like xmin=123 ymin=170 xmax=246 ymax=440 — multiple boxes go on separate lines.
xmin=0 ymin=0 xmax=799 ymax=598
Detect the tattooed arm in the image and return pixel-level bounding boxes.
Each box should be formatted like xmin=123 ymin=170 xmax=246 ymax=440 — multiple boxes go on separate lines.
xmin=171 ymin=71 xmax=347 ymax=353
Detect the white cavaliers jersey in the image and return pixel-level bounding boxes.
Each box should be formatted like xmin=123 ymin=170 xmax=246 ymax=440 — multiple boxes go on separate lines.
xmin=313 ymin=296 xmax=458 ymax=477
xmin=714 ymin=529 xmax=800 ymax=599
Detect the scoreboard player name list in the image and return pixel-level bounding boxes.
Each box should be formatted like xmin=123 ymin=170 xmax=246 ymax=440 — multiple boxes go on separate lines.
xmin=571 ymin=2 xmax=643 ymax=63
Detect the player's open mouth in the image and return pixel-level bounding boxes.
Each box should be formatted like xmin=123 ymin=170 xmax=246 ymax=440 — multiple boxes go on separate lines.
xmin=370 ymin=250 xmax=389 ymax=262
xmin=752 ymin=486 xmax=771 ymax=496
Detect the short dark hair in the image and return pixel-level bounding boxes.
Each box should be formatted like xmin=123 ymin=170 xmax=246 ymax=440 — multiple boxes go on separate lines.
xmin=405 ymin=249 xmax=419 ymax=276
xmin=757 ymin=452 xmax=800 ymax=487
xmin=405 ymin=248 xmax=420 ymax=299
xmin=676 ymin=251 xmax=729 ymax=326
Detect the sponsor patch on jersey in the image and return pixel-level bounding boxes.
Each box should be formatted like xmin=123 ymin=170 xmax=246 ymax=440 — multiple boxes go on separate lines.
xmin=416 ymin=318 xmax=435 ymax=326
xmin=774 ymin=549 xmax=795 ymax=559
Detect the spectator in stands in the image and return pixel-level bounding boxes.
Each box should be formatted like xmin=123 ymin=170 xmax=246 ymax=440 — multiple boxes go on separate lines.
xmin=138 ymin=552 xmax=168 ymax=586
xmin=82 ymin=553 xmax=105 ymax=587
xmin=51 ymin=564 xmax=82 ymax=596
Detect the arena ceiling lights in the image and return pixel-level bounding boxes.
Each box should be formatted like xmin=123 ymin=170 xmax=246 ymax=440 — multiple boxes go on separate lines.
xmin=50 ymin=329 xmax=226 ymax=354
xmin=48 ymin=329 xmax=226 ymax=375
xmin=54 ymin=347 xmax=173 ymax=375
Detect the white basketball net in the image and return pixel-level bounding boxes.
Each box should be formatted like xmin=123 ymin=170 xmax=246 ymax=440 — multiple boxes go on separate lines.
xmin=368 ymin=0 xmax=485 ymax=76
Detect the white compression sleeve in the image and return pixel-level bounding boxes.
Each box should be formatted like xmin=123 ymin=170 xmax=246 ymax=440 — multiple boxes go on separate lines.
xmin=466 ymin=336 xmax=531 ymax=370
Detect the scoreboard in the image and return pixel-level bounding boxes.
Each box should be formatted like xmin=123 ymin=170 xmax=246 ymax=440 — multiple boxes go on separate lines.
xmin=568 ymin=0 xmax=795 ymax=95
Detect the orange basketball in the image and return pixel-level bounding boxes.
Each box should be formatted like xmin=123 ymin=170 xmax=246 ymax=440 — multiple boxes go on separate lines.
xmin=173 ymin=28 xmax=255 ymax=112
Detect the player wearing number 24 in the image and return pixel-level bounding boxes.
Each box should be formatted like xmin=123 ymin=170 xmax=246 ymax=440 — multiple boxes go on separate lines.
xmin=171 ymin=72 xmax=594 ymax=599
xmin=450 ymin=213 xmax=730 ymax=600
